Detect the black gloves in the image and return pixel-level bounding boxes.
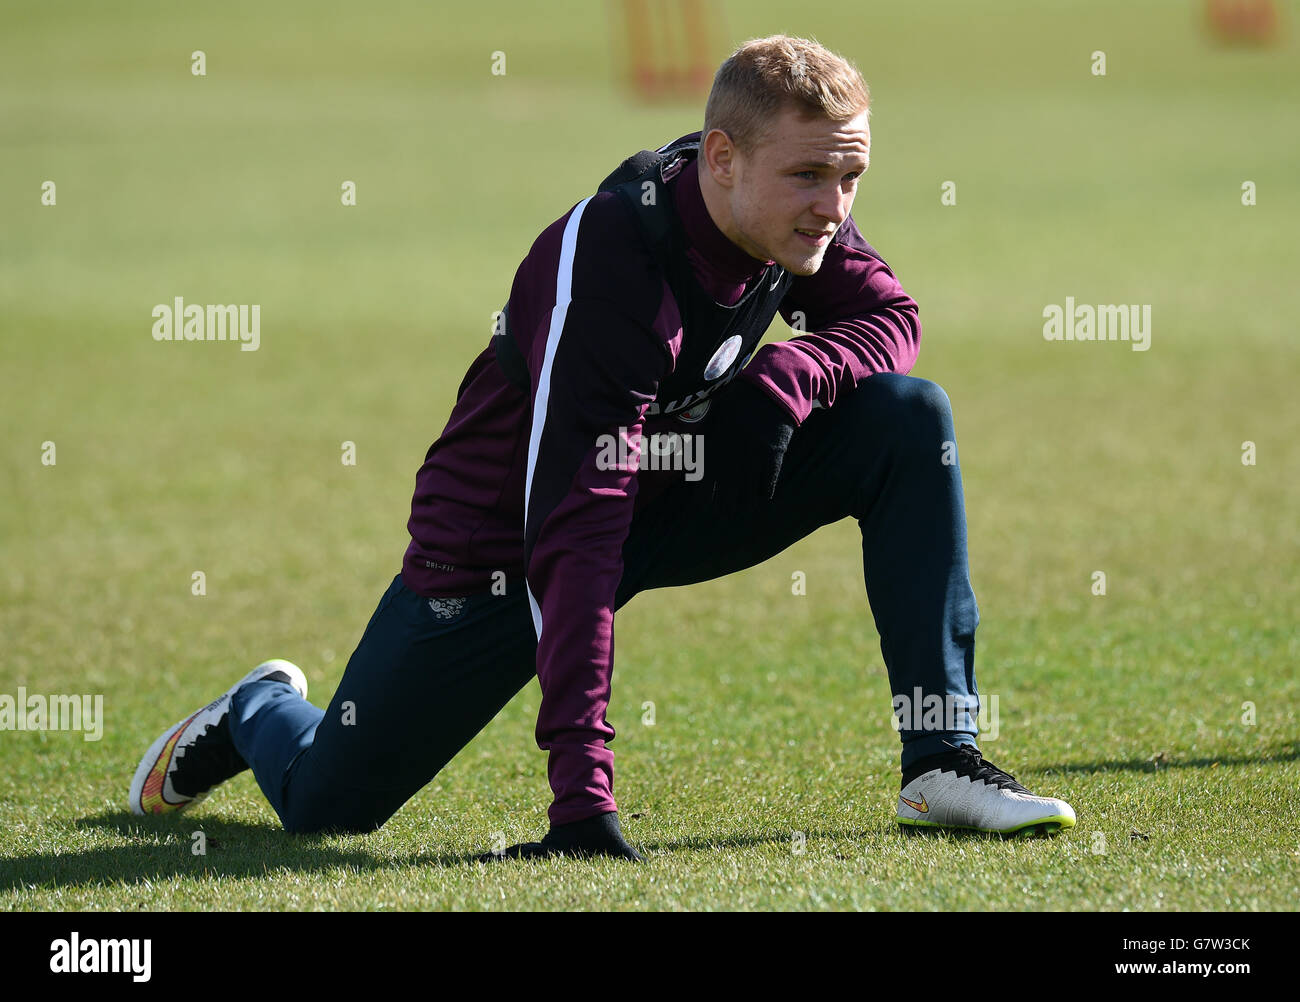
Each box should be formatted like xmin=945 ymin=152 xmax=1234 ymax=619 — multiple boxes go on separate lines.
xmin=481 ymin=811 xmax=646 ymax=862
xmin=703 ymin=380 xmax=797 ymax=515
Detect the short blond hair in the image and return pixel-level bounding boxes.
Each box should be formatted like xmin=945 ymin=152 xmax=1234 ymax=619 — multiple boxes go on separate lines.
xmin=703 ymin=35 xmax=870 ymax=156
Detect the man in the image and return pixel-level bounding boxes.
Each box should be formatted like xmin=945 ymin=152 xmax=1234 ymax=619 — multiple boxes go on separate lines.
xmin=129 ymin=35 xmax=1075 ymax=860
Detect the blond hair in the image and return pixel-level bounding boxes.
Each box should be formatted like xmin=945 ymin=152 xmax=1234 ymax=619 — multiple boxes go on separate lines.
xmin=703 ymin=35 xmax=870 ymax=155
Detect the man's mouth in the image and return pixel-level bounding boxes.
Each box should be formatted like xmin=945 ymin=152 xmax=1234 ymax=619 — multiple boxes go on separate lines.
xmin=795 ymin=228 xmax=831 ymax=246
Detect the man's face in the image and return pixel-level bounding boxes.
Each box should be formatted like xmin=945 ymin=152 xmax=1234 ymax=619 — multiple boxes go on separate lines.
xmin=707 ymin=105 xmax=870 ymax=276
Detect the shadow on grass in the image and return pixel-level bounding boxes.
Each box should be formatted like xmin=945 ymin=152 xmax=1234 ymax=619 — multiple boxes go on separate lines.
xmin=1034 ymin=740 xmax=1299 ymax=776
xmin=638 ymin=829 xmax=879 ymax=855
xmin=0 ymin=812 xmax=491 ymax=891
xmin=1 ymin=814 xmax=894 ymax=888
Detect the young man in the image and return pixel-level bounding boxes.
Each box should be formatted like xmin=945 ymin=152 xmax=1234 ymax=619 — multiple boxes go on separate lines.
xmin=129 ymin=35 xmax=1076 ymax=860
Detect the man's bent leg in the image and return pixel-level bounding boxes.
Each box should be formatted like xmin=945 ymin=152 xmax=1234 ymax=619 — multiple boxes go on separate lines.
xmin=230 ymin=574 xmax=537 ymax=833
xmin=618 ymin=373 xmax=980 ymax=769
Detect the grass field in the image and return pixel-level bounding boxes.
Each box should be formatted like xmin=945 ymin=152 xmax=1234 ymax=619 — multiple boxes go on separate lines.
xmin=2 ymin=0 xmax=1297 ymax=910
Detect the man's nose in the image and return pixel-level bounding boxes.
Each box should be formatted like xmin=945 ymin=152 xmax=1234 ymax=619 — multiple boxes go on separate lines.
xmin=813 ymin=183 xmax=850 ymax=225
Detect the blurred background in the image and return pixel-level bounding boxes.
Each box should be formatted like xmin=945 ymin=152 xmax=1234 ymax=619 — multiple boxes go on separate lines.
xmin=1 ymin=0 xmax=1296 ymax=908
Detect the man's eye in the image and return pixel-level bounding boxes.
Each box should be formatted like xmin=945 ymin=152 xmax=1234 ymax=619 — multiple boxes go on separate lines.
xmin=795 ymin=170 xmax=861 ymax=183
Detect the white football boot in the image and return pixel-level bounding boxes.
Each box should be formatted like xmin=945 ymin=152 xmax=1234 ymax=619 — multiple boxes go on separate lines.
xmin=129 ymin=660 xmax=307 ymax=815
xmin=897 ymin=743 xmax=1076 ymax=837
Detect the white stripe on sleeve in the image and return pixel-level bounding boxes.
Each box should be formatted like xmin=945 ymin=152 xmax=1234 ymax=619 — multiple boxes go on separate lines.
xmin=524 ymin=197 xmax=593 ymax=641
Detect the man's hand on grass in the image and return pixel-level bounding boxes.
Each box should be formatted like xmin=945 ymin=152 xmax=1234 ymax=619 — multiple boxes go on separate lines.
xmin=480 ymin=810 xmax=646 ymax=862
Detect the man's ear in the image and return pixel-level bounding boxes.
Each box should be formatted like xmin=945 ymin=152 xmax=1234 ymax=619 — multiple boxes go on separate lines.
xmin=701 ymin=128 xmax=737 ymax=189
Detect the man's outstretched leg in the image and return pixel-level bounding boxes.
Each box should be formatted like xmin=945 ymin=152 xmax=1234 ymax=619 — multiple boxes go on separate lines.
xmin=616 ymin=372 xmax=1075 ymax=837
xmin=129 ymin=574 xmax=541 ymax=834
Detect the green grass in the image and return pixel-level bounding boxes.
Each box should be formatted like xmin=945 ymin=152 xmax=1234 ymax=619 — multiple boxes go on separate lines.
xmin=2 ymin=0 xmax=1297 ymax=910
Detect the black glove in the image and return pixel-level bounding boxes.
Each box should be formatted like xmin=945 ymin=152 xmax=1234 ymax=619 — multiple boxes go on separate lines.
xmin=480 ymin=811 xmax=646 ymax=862
xmin=703 ymin=380 xmax=796 ymax=515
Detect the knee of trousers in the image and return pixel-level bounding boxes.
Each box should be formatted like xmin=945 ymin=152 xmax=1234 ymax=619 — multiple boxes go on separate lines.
xmin=280 ymin=800 xmax=389 ymax=836
xmin=845 ymin=373 xmax=955 ymax=454
xmin=276 ymin=764 xmax=399 ymax=835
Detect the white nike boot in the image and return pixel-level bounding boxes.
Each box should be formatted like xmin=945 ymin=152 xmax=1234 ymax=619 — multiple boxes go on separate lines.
xmin=897 ymin=743 xmax=1076 ymax=837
